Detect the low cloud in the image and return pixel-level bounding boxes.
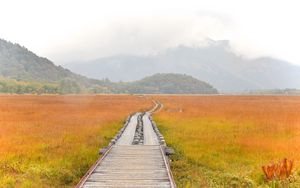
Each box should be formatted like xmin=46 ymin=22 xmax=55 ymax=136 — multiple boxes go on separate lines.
xmin=1 ymin=0 xmax=300 ymax=65
xmin=48 ymin=12 xmax=232 ymax=64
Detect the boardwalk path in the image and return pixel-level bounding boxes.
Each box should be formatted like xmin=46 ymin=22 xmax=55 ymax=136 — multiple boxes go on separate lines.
xmin=77 ymin=101 xmax=176 ymax=188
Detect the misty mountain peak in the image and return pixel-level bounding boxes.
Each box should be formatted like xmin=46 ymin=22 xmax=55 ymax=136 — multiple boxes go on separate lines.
xmin=65 ymin=39 xmax=300 ymax=92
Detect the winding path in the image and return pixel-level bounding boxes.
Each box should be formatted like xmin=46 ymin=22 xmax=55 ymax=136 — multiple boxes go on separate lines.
xmin=76 ymin=101 xmax=176 ymax=188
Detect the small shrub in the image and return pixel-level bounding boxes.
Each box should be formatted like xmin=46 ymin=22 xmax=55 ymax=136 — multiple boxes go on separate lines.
xmin=262 ymin=158 xmax=293 ymax=181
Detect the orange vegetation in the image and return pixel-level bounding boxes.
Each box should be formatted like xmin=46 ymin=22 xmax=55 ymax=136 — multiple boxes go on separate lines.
xmin=0 ymin=95 xmax=151 ymax=187
xmin=262 ymin=158 xmax=293 ymax=181
xmin=154 ymin=95 xmax=300 ymax=187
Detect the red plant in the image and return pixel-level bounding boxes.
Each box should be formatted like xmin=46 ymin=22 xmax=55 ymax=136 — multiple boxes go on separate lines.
xmin=262 ymin=158 xmax=293 ymax=181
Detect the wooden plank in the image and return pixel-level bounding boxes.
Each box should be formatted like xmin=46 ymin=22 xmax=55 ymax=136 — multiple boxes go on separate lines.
xmin=82 ymin=145 xmax=172 ymax=187
xmin=116 ymin=113 xmax=140 ymax=145
xmin=143 ymin=113 xmax=159 ymax=145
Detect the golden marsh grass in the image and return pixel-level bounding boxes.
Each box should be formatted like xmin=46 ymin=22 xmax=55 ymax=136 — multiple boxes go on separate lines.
xmin=154 ymin=95 xmax=300 ymax=187
xmin=0 ymin=95 xmax=150 ymax=187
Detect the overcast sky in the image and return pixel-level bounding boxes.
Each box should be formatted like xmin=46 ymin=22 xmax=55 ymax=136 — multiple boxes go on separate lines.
xmin=0 ymin=0 xmax=299 ymax=65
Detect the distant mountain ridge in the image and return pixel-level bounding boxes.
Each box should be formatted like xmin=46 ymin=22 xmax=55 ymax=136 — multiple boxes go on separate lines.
xmin=65 ymin=40 xmax=300 ymax=92
xmin=0 ymin=39 xmax=217 ymax=94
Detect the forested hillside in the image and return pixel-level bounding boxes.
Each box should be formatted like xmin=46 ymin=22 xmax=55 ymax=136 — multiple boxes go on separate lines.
xmin=124 ymin=73 xmax=218 ymax=94
xmin=0 ymin=39 xmax=82 ymax=82
xmin=0 ymin=39 xmax=217 ymax=94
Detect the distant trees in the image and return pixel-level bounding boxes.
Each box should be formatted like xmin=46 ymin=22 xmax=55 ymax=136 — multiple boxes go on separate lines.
xmin=58 ymin=78 xmax=81 ymax=94
xmin=0 ymin=78 xmax=57 ymax=94
xmin=0 ymin=74 xmax=219 ymax=95
xmin=0 ymin=78 xmax=82 ymax=94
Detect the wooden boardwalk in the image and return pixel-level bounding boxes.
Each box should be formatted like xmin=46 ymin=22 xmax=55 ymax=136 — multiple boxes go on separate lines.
xmin=116 ymin=113 xmax=140 ymax=145
xmin=77 ymin=101 xmax=176 ymax=188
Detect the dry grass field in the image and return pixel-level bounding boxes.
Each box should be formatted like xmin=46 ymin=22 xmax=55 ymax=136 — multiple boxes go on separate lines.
xmin=0 ymin=95 xmax=151 ymax=187
xmin=2 ymin=95 xmax=300 ymax=188
xmin=154 ymin=96 xmax=300 ymax=187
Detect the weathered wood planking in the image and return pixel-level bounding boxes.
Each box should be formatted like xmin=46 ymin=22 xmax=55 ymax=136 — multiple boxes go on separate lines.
xmin=143 ymin=113 xmax=159 ymax=145
xmin=82 ymin=145 xmax=172 ymax=188
xmin=116 ymin=113 xmax=140 ymax=145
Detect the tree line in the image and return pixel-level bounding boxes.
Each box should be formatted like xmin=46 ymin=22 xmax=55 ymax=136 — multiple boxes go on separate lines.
xmin=0 ymin=78 xmax=82 ymax=94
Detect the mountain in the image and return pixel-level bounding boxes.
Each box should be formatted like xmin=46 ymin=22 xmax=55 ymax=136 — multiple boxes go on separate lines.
xmin=65 ymin=40 xmax=300 ymax=92
xmin=113 ymin=73 xmax=218 ymax=94
xmin=0 ymin=39 xmax=105 ymax=93
xmin=0 ymin=39 xmax=217 ymax=94
xmin=0 ymin=39 xmax=83 ymax=82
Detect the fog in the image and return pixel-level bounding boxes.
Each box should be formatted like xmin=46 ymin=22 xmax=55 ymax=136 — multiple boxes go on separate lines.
xmin=1 ymin=0 xmax=300 ymax=65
